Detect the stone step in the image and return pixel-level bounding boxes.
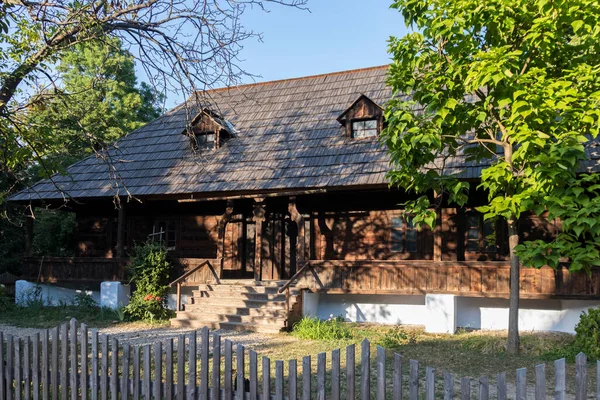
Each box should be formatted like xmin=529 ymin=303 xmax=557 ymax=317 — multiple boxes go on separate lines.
xmin=205 ymin=280 xmax=287 ymax=287
xmin=187 ymin=297 xmax=291 ymax=309
xmin=197 ymin=284 xmax=297 ymax=295
xmin=182 ymin=304 xmax=288 ymax=317
xmin=175 ymin=311 xmax=287 ymax=325
xmin=191 ymin=291 xmax=294 ymax=302
xmin=170 ymin=319 xmax=284 ymax=334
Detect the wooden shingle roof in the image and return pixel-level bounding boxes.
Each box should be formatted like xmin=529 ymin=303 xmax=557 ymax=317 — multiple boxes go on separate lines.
xmin=13 ymin=65 xmax=599 ymax=202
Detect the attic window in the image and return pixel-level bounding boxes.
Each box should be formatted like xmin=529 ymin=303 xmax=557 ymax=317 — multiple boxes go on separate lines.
xmin=187 ymin=108 xmax=237 ymax=151
xmin=351 ymin=119 xmax=378 ymax=139
xmin=337 ymin=94 xmax=383 ymax=139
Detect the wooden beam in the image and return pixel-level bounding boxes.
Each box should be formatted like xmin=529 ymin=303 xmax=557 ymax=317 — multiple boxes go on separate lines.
xmin=116 ymin=204 xmax=126 ymax=258
xmin=252 ymin=199 xmax=266 ymax=281
xmin=288 ymin=196 xmax=305 ymax=275
xmin=24 ymin=210 xmax=34 ymax=257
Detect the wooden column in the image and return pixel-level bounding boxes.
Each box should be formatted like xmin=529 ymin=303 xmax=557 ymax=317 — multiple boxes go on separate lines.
xmin=252 ymin=199 xmax=266 ymax=281
xmin=116 ymin=203 xmax=126 ymax=258
xmin=216 ymin=200 xmax=235 ymax=268
xmin=433 ymin=208 xmax=443 ymax=261
xmin=288 ymin=197 xmax=305 ymax=276
xmin=24 ymin=206 xmax=34 ymax=257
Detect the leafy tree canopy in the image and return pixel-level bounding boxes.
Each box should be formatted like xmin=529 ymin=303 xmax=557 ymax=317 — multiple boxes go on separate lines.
xmin=384 ymin=0 xmax=600 ymax=272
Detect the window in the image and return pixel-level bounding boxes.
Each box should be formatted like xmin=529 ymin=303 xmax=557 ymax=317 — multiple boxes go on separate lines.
xmin=151 ymin=220 xmax=177 ymax=251
xmin=192 ymin=132 xmax=216 ymax=150
xmin=392 ymin=215 xmax=418 ymax=253
xmin=466 ymin=212 xmax=496 ymax=253
xmin=351 ymin=119 xmax=378 ymax=139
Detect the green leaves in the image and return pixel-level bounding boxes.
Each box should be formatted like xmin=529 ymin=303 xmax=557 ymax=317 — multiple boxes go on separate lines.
xmin=386 ymin=0 xmax=600 ymax=273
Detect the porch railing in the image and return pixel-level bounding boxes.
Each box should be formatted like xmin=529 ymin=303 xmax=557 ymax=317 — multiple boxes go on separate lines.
xmin=281 ymin=260 xmax=600 ymax=299
xmin=21 ymin=257 xmax=129 ymax=283
xmin=169 ymin=258 xmax=222 ymax=311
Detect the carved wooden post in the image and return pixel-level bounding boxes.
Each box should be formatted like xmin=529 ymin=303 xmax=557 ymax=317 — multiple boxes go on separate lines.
xmin=116 ymin=202 xmax=126 ymax=258
xmin=433 ymin=192 xmax=443 ymax=262
xmin=24 ymin=206 xmax=34 ymax=257
xmin=217 ymin=200 xmax=235 ymax=272
xmin=252 ymin=199 xmax=266 ymax=281
xmin=288 ymin=196 xmax=305 ymax=275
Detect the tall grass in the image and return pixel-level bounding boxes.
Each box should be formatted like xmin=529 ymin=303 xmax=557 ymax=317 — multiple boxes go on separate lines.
xmin=292 ymin=316 xmax=352 ymax=340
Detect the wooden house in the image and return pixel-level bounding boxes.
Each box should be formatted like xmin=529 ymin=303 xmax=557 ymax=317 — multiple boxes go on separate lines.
xmin=10 ymin=65 xmax=600 ymax=334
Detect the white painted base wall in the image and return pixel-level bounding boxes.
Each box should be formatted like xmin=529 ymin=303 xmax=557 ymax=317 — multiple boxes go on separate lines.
xmin=303 ymin=293 xmax=600 ymax=334
xmin=15 ymin=280 xmax=130 ymax=310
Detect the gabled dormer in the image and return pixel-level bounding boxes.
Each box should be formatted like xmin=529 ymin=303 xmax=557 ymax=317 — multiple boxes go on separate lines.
xmin=186 ymin=108 xmax=237 ymax=150
xmin=337 ymin=94 xmax=384 ymax=139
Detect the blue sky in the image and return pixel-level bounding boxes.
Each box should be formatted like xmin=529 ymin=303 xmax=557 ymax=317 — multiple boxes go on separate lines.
xmin=159 ymin=0 xmax=409 ymax=107
xmin=236 ymin=0 xmax=408 ymax=83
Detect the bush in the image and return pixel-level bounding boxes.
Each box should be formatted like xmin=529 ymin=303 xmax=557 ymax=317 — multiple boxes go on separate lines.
xmin=124 ymin=242 xmax=173 ymax=322
xmin=376 ymin=327 xmax=412 ymax=348
xmin=72 ymin=291 xmax=97 ymax=309
xmin=573 ymin=307 xmax=600 ymax=360
xmin=292 ymin=315 xmax=352 ymax=341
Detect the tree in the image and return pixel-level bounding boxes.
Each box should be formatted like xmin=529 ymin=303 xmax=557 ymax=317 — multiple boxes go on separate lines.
xmin=384 ymin=0 xmax=600 ymax=353
xmin=0 ymin=0 xmax=306 ymax=201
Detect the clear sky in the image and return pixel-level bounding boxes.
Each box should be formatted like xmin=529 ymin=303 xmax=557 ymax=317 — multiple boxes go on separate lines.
xmin=235 ymin=0 xmax=409 ymax=83
xmin=159 ymin=0 xmax=409 ymax=107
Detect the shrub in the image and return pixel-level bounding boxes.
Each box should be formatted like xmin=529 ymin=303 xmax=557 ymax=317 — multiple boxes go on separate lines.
xmin=573 ymin=307 xmax=600 ymax=360
xmin=0 ymin=284 xmax=13 ymax=311
xmin=124 ymin=242 xmax=172 ymax=322
xmin=376 ymin=327 xmax=411 ymax=348
xmin=72 ymin=291 xmax=97 ymax=309
xmin=292 ymin=315 xmax=352 ymax=341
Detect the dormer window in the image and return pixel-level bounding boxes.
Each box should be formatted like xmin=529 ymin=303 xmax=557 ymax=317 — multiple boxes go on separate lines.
xmin=337 ymin=94 xmax=383 ymax=139
xmin=352 ymin=119 xmax=378 ymax=139
xmin=186 ymin=108 xmax=237 ymax=151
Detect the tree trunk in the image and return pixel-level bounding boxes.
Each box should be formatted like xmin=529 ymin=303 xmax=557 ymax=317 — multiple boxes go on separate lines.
xmin=507 ymin=215 xmax=520 ymax=354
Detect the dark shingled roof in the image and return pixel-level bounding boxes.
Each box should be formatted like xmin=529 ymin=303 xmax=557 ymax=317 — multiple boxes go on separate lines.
xmin=11 ymin=65 xmax=600 ymax=202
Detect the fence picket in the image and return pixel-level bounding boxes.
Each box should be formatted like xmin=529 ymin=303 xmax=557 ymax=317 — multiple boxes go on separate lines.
xmin=555 ymin=358 xmax=566 ymax=400
xmin=317 ymin=353 xmax=326 ymax=400
xmin=122 ymin=344 xmax=130 ymax=400
xmin=7 ymin=335 xmax=13 ymax=400
xmin=275 ymin=360 xmax=284 ymax=400
xmin=289 ymin=359 xmax=297 ymax=400
xmin=201 ymin=327 xmax=209 ymax=400
xmin=100 ymin=335 xmax=108 ymax=400
xmin=42 ymin=330 xmax=49 ymax=400
xmin=361 ymin=339 xmax=370 ymax=400
xmin=393 ymin=354 xmax=402 ymax=400
xmin=576 ymin=353 xmax=588 ymax=400
xmin=143 ymin=345 xmax=151 ymax=400
xmin=496 ymin=372 xmax=506 ymax=400
xmin=132 ymin=346 xmax=140 ymax=400
xmin=61 ymin=323 xmax=68 ymax=400
xmin=346 ymin=345 xmax=355 ymax=400
xmin=110 ymin=338 xmax=118 ymax=400
xmin=15 ymin=337 xmax=21 ymax=400
xmin=177 ymin=335 xmax=185 ymax=400
xmin=188 ymin=331 xmax=197 ymax=400
xmin=51 ymin=328 xmax=59 ymax=400
xmin=24 ymin=336 xmax=30 ymax=400
xmin=478 ymin=377 xmax=488 ymax=400
xmin=461 ymin=377 xmax=470 ymax=400
xmin=331 ymin=349 xmax=340 ymax=400
xmin=597 ymin=361 xmax=600 ymax=400
xmin=70 ymin=319 xmax=77 ymax=400
xmin=166 ymin=338 xmax=174 ymax=400
xmin=302 ymin=356 xmax=310 ymax=400
xmin=0 ymin=333 xmax=5 ymax=400
xmin=377 ymin=347 xmax=385 ymax=400
xmin=535 ymin=364 xmax=545 ymax=400
xmin=237 ymin=345 xmax=245 ymax=400
xmin=425 ymin=366 xmax=435 ymax=400
xmin=409 ymin=360 xmax=418 ymax=400
xmin=262 ymin=357 xmax=270 ymax=400
xmin=80 ymin=324 xmax=88 ymax=400
xmin=33 ymin=332 xmax=40 ymax=400
xmin=90 ymin=330 xmax=98 ymax=400
xmin=516 ymin=368 xmax=527 ymax=400
xmin=154 ymin=341 xmax=162 ymax=400
xmin=444 ymin=372 xmax=453 ymax=400
xmin=224 ymin=340 xmax=233 ymax=400
xmin=249 ymin=350 xmax=257 ymax=400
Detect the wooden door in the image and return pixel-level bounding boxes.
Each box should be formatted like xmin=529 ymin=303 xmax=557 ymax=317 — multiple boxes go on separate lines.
xmin=261 ymin=213 xmax=294 ymax=281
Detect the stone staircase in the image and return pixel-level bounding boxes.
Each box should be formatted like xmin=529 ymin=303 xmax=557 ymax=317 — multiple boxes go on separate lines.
xmin=170 ymin=280 xmax=301 ymax=333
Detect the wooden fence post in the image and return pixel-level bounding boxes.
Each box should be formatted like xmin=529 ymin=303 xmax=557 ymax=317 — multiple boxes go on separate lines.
xmin=100 ymin=335 xmax=108 ymax=400
xmin=497 ymin=372 xmax=506 ymax=400
xmin=224 ymin=340 xmax=233 ymax=400
xmin=331 ymin=349 xmax=340 ymax=400
xmin=122 ymin=343 xmax=130 ymax=400
xmin=317 ymin=353 xmax=326 ymax=400
xmin=535 ymin=364 xmax=545 ymax=400
xmin=289 ymin=359 xmax=297 ymax=400
xmin=346 ymin=345 xmax=355 ymax=400
xmin=444 ymin=372 xmax=453 ymax=400
xmin=555 ymin=358 xmax=566 ymax=400
xmin=61 ymin=323 xmax=68 ymax=400
xmin=154 ymin=341 xmax=162 ymax=400
xmin=460 ymin=377 xmax=470 ymax=400
xmin=393 ymin=354 xmax=402 ymax=400
xmin=201 ymin=327 xmax=209 ymax=400
xmin=33 ymin=332 xmax=40 ymax=400
xmin=361 ymin=339 xmax=370 ymax=400
xmin=90 ymin=330 xmax=98 ymax=400
xmin=166 ymin=339 xmax=174 ymax=400
xmin=51 ymin=328 xmax=59 ymax=400
xmin=0 ymin=332 xmax=4 ymax=400
xmin=275 ymin=360 xmax=284 ymax=400
xmin=376 ymin=347 xmax=385 ymax=400
xmin=212 ymin=335 xmax=221 ymax=400
xmin=69 ymin=319 xmax=77 ymax=400
xmin=262 ymin=357 xmax=271 ymax=400
xmin=237 ymin=345 xmax=245 ymax=400
xmin=425 ymin=367 xmax=435 ymax=400
xmin=111 ymin=338 xmax=119 ymax=400
xmin=177 ymin=335 xmax=185 ymax=400
xmin=410 ymin=360 xmax=418 ymax=400
xmin=249 ymin=350 xmax=258 ymax=400
xmin=478 ymin=376 xmax=488 ymax=400
xmin=188 ymin=331 xmax=197 ymax=400
xmin=80 ymin=324 xmax=88 ymax=400
xmin=576 ymin=353 xmax=588 ymax=400
xmin=133 ymin=346 xmax=140 ymax=400
xmin=516 ymin=368 xmax=527 ymax=400
xmin=302 ymin=355 xmax=310 ymax=400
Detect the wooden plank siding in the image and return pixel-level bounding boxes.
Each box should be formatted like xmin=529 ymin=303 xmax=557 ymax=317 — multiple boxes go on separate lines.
xmin=293 ymin=260 xmax=600 ymax=299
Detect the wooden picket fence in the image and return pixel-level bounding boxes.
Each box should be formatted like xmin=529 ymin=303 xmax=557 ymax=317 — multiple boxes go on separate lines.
xmin=0 ymin=318 xmax=596 ymax=399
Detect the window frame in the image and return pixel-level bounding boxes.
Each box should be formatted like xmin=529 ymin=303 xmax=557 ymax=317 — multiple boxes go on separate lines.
xmin=391 ymin=214 xmax=419 ymax=254
xmin=152 ymin=219 xmax=178 ymax=251
xmin=350 ymin=118 xmax=379 ymax=139
xmin=465 ymin=211 xmax=497 ymax=254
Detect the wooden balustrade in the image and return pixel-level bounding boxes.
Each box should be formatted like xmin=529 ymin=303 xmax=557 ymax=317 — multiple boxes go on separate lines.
xmin=292 ymin=260 xmax=600 ymax=299
xmin=21 ymin=257 xmax=129 ymax=283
